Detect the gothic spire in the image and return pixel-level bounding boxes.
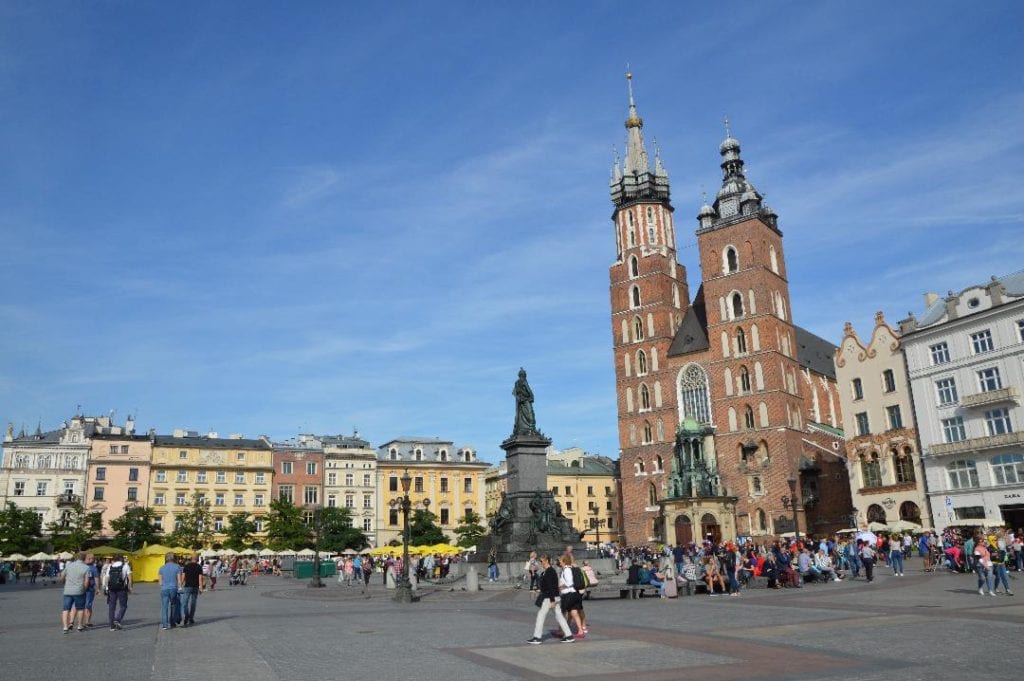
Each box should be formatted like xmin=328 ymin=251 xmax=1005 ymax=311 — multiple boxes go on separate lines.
xmin=706 ymin=116 xmax=764 ymax=226
xmin=623 ymin=69 xmax=651 ymax=175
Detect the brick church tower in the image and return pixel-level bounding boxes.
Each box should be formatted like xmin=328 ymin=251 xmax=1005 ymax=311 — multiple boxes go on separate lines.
xmin=608 ymin=73 xmax=689 ymax=544
xmin=609 ymin=79 xmax=852 ymax=547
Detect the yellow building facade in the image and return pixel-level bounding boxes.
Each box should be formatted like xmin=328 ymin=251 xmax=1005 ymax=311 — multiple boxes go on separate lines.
xmin=148 ymin=431 xmax=273 ymax=542
xmin=376 ymin=438 xmax=489 ymax=547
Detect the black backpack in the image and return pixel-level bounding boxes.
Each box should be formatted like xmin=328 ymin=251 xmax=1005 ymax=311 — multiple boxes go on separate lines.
xmin=571 ymin=566 xmax=588 ymax=591
xmin=108 ymin=564 xmax=126 ymax=591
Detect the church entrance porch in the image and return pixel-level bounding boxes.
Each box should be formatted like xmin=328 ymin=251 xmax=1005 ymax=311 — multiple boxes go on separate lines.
xmin=661 ymin=499 xmax=737 ymax=547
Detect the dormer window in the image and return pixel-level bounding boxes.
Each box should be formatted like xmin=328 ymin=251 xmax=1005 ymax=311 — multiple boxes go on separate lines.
xmin=439 ymin=449 xmax=448 ymax=462
xmin=389 ymin=448 xmax=398 ymax=461
xmin=414 ymin=448 xmax=423 ymax=461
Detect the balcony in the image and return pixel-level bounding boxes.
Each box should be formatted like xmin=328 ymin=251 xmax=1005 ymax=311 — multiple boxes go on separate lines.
xmin=56 ymin=492 xmax=82 ymax=507
xmin=930 ymin=429 xmax=1024 ymax=456
xmin=961 ymin=386 xmax=1020 ymax=409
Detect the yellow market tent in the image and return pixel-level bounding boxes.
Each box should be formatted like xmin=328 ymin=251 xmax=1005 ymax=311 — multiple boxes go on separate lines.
xmin=129 ymin=544 xmax=181 ymax=583
xmin=91 ymin=545 xmax=124 ymax=557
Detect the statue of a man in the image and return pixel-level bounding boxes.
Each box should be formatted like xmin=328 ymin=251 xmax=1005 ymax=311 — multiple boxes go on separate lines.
xmin=513 ymin=368 xmax=537 ymax=436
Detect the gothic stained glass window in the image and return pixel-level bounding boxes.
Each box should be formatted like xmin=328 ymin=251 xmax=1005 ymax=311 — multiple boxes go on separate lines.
xmin=678 ymin=364 xmax=712 ymax=425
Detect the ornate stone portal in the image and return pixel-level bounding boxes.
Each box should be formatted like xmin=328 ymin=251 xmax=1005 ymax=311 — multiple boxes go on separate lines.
xmin=480 ymin=369 xmax=585 ymax=562
xmin=658 ymin=419 xmax=738 ymax=545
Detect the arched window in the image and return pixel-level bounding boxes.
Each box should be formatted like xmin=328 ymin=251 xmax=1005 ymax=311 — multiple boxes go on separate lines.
xmin=947 ymin=459 xmax=979 ymax=489
xmin=758 ymin=401 xmax=769 ymax=427
xmin=731 ymin=292 xmax=744 ymax=319
xmin=769 ymin=245 xmax=779 ymax=273
xmin=634 ymin=461 xmax=642 ymax=475
xmin=894 ymin=449 xmax=916 ymax=483
xmin=656 ymin=419 xmax=664 ymax=441
xmin=439 ymin=449 xmax=448 ymax=462
xmin=637 ymin=350 xmax=648 ymax=375
xmin=740 ymin=366 xmax=751 ymax=393
xmin=631 ymin=286 xmax=641 ymax=308
xmin=991 ymin=453 xmax=1024 ymax=485
xmin=862 ymin=452 xmax=882 ymax=487
xmin=743 ymin=405 xmax=755 ymax=429
xmin=640 ymin=384 xmax=651 ymax=410
xmin=389 ymin=448 xmax=398 ymax=460
xmin=678 ymin=363 xmax=712 ymax=425
xmin=630 ymin=255 xmax=639 ymax=278
xmin=757 ymin=508 xmax=767 ymax=531
xmin=736 ymin=328 xmax=747 ymax=354
xmin=655 ymin=455 xmax=663 ymax=472
xmin=414 ymin=448 xmax=423 ymax=461
xmin=633 ymin=316 xmax=644 ymax=341
xmin=899 ymin=501 xmax=921 ymax=523
xmin=866 ymin=504 xmax=886 ymax=524
xmin=627 ymin=211 xmax=636 ymax=247
xmin=648 ymin=482 xmax=658 ymax=505
xmin=647 ymin=207 xmax=656 ymax=244
xmin=725 ymin=246 xmax=738 ymax=273
xmin=643 ymin=421 xmax=653 ymax=444
xmin=752 ymin=476 xmax=762 ymax=494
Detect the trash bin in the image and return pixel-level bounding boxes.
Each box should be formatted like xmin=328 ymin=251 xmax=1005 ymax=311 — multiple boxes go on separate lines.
xmin=320 ymin=561 xmax=336 ymax=578
xmin=293 ymin=561 xmax=314 ymax=579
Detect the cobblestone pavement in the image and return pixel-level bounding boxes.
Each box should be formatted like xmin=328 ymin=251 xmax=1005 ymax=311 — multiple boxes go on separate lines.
xmin=0 ymin=562 xmax=1020 ymax=681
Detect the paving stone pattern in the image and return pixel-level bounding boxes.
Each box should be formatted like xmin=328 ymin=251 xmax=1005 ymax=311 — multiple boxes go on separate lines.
xmin=0 ymin=563 xmax=1020 ymax=681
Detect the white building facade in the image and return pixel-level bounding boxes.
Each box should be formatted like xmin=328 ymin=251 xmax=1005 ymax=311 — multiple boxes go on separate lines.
xmin=0 ymin=416 xmax=98 ymax=530
xmin=900 ymin=272 xmax=1024 ymax=532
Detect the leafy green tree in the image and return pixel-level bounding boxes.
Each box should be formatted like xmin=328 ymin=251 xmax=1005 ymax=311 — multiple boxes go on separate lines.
xmin=46 ymin=502 xmax=102 ymax=552
xmin=409 ymin=509 xmax=446 ymax=545
xmin=317 ymin=507 xmax=368 ymax=552
xmin=224 ymin=512 xmax=257 ymax=551
xmin=265 ymin=498 xmax=310 ymax=551
xmin=452 ymin=509 xmax=487 ymax=548
xmin=110 ymin=506 xmax=163 ymax=551
xmin=0 ymin=502 xmax=44 ymax=554
xmin=169 ymin=493 xmax=214 ymax=549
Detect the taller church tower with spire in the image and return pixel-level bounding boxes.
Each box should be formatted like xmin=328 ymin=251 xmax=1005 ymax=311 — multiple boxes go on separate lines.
xmin=608 ymin=76 xmax=852 ymax=547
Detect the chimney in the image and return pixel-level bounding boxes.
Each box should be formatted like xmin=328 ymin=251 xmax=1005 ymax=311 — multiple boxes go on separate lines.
xmin=173 ymin=428 xmax=185 ymax=438
xmin=206 ymin=431 xmax=219 ymax=439
xmin=923 ymin=292 xmax=940 ymax=307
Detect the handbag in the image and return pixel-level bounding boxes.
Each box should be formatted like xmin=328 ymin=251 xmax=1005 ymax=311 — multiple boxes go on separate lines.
xmin=534 ymin=594 xmax=545 ymax=607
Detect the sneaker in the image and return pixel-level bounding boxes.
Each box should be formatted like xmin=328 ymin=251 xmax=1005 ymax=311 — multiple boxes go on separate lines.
xmin=1007 ymin=591 xmax=1015 ymax=596
xmin=110 ymin=626 xmax=117 ymax=631
xmin=63 ymin=626 xmax=70 ymax=634
xmin=575 ymin=632 xmax=586 ymax=639
xmin=988 ymin=591 xmax=997 ymax=597
xmin=979 ymin=588 xmax=985 ymax=595
xmin=582 ymin=627 xmax=589 ymax=634
xmin=834 ymin=578 xmax=841 ymax=582
xmin=114 ymin=622 xmax=123 ymax=630
xmin=560 ymin=635 xmax=575 ymax=643
xmin=526 ymin=637 xmax=543 ymax=645
xmin=76 ymin=626 xmax=85 ymax=632
xmin=161 ymin=627 xmax=170 ymax=630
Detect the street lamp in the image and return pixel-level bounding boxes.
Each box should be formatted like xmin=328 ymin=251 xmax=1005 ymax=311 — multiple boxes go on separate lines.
xmin=589 ymin=508 xmax=606 ymax=552
xmin=309 ymin=506 xmax=324 ymax=588
xmin=780 ymin=475 xmax=800 ymax=540
xmin=393 ymin=469 xmax=416 ymax=603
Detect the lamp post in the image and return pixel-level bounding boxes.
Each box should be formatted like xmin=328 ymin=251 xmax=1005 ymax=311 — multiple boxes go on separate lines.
xmin=589 ymin=508 xmax=606 ymax=552
xmin=309 ymin=506 xmax=324 ymax=588
xmin=780 ymin=476 xmax=800 ymax=540
xmin=393 ymin=469 xmax=416 ymax=603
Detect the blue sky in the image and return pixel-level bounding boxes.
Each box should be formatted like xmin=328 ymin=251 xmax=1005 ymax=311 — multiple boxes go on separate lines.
xmin=1 ymin=2 xmax=1022 ymax=463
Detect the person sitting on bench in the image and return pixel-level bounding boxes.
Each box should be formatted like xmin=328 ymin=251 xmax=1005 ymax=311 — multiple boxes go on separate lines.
xmin=703 ymin=556 xmax=726 ymax=596
xmin=814 ymin=549 xmax=841 ymax=582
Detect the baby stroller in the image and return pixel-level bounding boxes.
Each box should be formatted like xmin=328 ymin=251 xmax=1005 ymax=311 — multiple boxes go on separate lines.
xmin=229 ymin=569 xmax=247 ymax=586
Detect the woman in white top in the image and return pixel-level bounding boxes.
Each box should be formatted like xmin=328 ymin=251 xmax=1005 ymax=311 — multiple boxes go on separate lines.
xmin=558 ymin=555 xmax=586 ymax=638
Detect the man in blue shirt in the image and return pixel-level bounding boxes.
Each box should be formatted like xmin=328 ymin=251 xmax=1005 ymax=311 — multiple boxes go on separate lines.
xmin=83 ymin=553 xmax=100 ymax=628
xmin=157 ymin=553 xmax=183 ymax=630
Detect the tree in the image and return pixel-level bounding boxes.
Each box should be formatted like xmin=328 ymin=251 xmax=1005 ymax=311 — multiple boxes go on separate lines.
xmin=224 ymin=512 xmax=257 ymax=551
xmin=409 ymin=509 xmax=446 ymax=546
xmin=169 ymin=493 xmax=214 ymax=549
xmin=110 ymin=506 xmax=163 ymax=551
xmin=452 ymin=509 xmax=487 ymax=548
xmin=0 ymin=502 xmax=43 ymax=554
xmin=317 ymin=507 xmax=368 ymax=553
xmin=46 ymin=502 xmax=102 ymax=553
xmin=265 ymin=498 xmax=310 ymax=551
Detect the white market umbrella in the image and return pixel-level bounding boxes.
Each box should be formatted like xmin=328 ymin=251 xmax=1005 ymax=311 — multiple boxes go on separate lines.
xmin=258 ymin=548 xmax=275 ymax=558
xmin=887 ymin=520 xmax=921 ymax=533
xmin=867 ymin=522 xmax=888 ymax=532
xmin=220 ymin=548 xmax=239 ymax=556
xmin=200 ymin=549 xmax=219 ymax=558
xmin=341 ymin=548 xmax=358 ymax=556
xmin=276 ymin=548 xmax=296 ymax=556
xmin=317 ymin=550 xmax=333 ymax=558
xmin=239 ymin=548 xmax=258 ymax=556
xmin=57 ymin=551 xmax=74 ymax=560
xmin=835 ymin=528 xmax=859 ymax=535
xmin=296 ymin=548 xmax=316 ymax=557
xmin=27 ymin=552 xmax=52 ymax=560
xmin=6 ymin=553 xmax=29 ymax=561
xmin=856 ymin=531 xmax=878 ymax=544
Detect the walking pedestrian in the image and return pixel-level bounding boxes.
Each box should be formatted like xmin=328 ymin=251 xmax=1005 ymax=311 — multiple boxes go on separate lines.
xmin=526 ymin=555 xmax=574 ymax=645
xmin=181 ymin=554 xmax=204 ymax=626
xmin=859 ymin=540 xmax=876 ymax=583
xmin=82 ymin=553 xmax=99 ymax=627
xmin=60 ymin=552 xmax=90 ymax=633
xmin=158 ymin=552 xmax=183 ymax=630
xmin=974 ymin=537 xmax=995 ymax=596
xmin=889 ymin=536 xmax=905 ymax=577
xmin=103 ymin=553 xmax=132 ymax=630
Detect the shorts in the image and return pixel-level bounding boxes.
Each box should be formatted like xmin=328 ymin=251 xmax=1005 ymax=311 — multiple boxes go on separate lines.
xmin=559 ymin=591 xmax=583 ymax=612
xmin=62 ymin=593 xmax=86 ymax=611
xmin=84 ymin=589 xmax=96 ymax=609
